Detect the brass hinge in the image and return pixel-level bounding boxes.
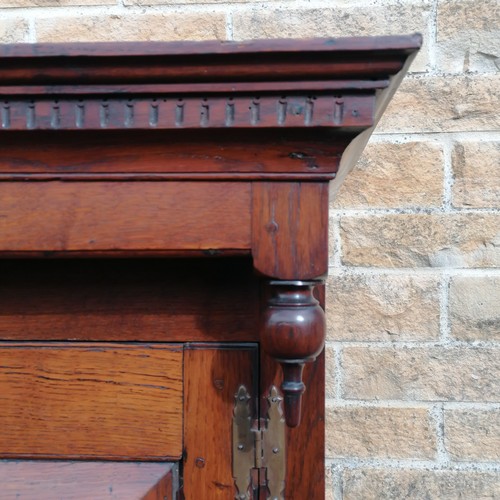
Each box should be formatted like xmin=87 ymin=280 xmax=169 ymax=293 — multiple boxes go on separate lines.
xmin=233 ymin=385 xmax=286 ymax=500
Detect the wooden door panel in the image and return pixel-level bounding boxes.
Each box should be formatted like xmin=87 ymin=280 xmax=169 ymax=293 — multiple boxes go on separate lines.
xmin=183 ymin=344 xmax=258 ymax=499
xmin=0 ymin=461 xmax=177 ymax=500
xmin=0 ymin=343 xmax=183 ymax=460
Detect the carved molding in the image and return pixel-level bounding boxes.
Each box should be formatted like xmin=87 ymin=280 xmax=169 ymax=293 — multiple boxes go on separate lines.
xmin=261 ymin=281 xmax=325 ymax=427
xmin=0 ymin=94 xmax=374 ymax=131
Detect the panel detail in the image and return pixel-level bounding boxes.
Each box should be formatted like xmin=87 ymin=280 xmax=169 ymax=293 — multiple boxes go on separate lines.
xmin=183 ymin=345 xmax=258 ymax=499
xmin=0 ymin=182 xmax=251 ymax=253
xmin=0 ymin=343 xmax=183 ymax=460
xmin=0 ymin=259 xmax=259 ymax=342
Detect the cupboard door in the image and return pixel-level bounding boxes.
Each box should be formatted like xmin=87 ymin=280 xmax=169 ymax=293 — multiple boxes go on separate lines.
xmin=1 ymin=342 xmax=259 ymax=498
xmin=183 ymin=344 xmax=258 ymax=499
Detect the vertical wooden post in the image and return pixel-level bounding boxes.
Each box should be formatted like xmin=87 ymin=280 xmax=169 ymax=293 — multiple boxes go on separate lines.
xmin=252 ymin=181 xmax=329 ymax=427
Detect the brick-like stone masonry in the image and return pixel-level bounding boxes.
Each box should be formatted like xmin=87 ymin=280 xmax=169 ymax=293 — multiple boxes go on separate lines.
xmin=1 ymin=1 xmax=499 ymax=498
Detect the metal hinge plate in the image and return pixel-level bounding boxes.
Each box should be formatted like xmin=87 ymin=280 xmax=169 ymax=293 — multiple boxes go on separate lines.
xmin=233 ymin=385 xmax=286 ymax=500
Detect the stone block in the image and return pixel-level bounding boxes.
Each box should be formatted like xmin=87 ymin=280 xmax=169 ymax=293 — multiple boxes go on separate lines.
xmin=377 ymin=75 xmax=500 ymax=134
xmin=325 ymin=345 xmax=337 ymax=399
xmin=35 ymin=12 xmax=226 ymax=42
xmin=452 ymin=141 xmax=500 ymax=208
xmin=333 ymin=141 xmax=444 ymax=209
xmin=340 ymin=213 xmax=500 ymax=268
xmin=125 ymin=0 xmax=273 ymax=3
xmin=1 ymin=0 xmax=114 ymax=5
xmin=343 ymin=469 xmax=500 ymax=499
xmin=326 ymin=273 xmax=440 ymax=341
xmin=325 ymin=465 xmax=335 ymax=500
xmin=0 ymin=18 xmax=29 ymax=43
xmin=342 ymin=347 xmax=500 ymax=401
xmin=450 ymin=276 xmax=500 ymax=341
xmin=326 ymin=405 xmax=436 ymax=459
xmin=445 ymin=409 xmax=500 ymax=461
xmin=437 ymin=0 xmax=500 ymax=73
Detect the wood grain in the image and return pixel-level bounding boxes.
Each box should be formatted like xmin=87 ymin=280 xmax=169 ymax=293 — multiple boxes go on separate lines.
xmin=0 ymin=35 xmax=422 ymax=58
xmin=183 ymin=344 xmax=258 ymax=499
xmin=252 ymin=182 xmax=329 ymax=279
xmin=0 ymin=343 xmax=183 ymax=460
xmin=0 ymin=35 xmax=420 ymax=86
xmin=0 ymin=35 xmax=422 ymax=498
xmin=0 ymin=461 xmax=176 ymax=500
xmin=0 ymin=129 xmax=344 ymax=176
xmin=0 ymin=258 xmax=259 ymax=342
xmin=0 ymin=182 xmax=251 ymax=253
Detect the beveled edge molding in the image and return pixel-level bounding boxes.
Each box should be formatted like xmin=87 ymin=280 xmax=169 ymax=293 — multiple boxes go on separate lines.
xmin=0 ymin=35 xmax=421 ymax=85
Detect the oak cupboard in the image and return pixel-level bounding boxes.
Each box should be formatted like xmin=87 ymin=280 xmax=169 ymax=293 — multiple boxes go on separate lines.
xmin=0 ymin=36 xmax=420 ymax=499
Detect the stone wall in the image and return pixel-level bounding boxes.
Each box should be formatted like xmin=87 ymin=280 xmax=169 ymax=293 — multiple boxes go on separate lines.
xmin=2 ymin=0 xmax=499 ymax=498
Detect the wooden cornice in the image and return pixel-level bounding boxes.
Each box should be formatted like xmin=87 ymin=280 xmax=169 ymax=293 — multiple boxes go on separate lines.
xmin=0 ymin=35 xmax=421 ymax=131
xmin=0 ymin=35 xmax=421 ymax=84
xmin=0 ymin=35 xmax=421 ymax=181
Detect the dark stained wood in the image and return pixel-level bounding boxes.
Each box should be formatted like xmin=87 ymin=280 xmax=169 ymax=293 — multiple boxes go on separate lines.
xmin=0 ymin=258 xmax=259 ymax=342
xmin=0 ymin=36 xmax=421 ymax=498
xmin=0 ymin=343 xmax=183 ymax=460
xmin=252 ymin=182 xmax=330 ymax=280
xmin=0 ymin=57 xmax=408 ymax=85
xmin=0 ymin=36 xmax=421 ymax=87
xmin=183 ymin=344 xmax=257 ymax=499
xmin=0 ymin=130 xmax=345 ymax=177
xmin=0 ymin=35 xmax=421 ymax=202
xmin=261 ymin=282 xmax=326 ymax=427
xmin=260 ymin=284 xmax=326 ymax=499
xmin=0 ymin=79 xmax=390 ymax=95
xmin=289 ymin=352 xmax=326 ymax=499
xmin=260 ymin=354 xmax=325 ymax=500
xmin=0 ymin=182 xmax=251 ymax=253
xmin=0 ymin=35 xmax=422 ymax=58
xmin=0 ymin=94 xmax=374 ymax=131
xmin=142 ymin=471 xmax=174 ymax=500
xmin=0 ymin=249 xmax=250 ymax=258
xmin=0 ymin=461 xmax=176 ymax=500
xmin=0 ymin=172 xmax=337 ymax=183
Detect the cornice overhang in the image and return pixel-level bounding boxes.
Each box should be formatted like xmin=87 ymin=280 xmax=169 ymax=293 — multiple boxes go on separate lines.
xmin=0 ymin=35 xmax=422 ymax=181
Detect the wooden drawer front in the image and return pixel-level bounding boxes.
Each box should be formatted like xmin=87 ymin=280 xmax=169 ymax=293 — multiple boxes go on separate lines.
xmin=0 ymin=343 xmax=183 ymax=460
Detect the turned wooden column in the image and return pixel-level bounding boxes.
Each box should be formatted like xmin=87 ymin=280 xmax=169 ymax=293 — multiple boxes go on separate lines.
xmin=252 ymin=182 xmax=330 ymax=427
xmin=261 ymin=281 xmax=325 ymax=427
